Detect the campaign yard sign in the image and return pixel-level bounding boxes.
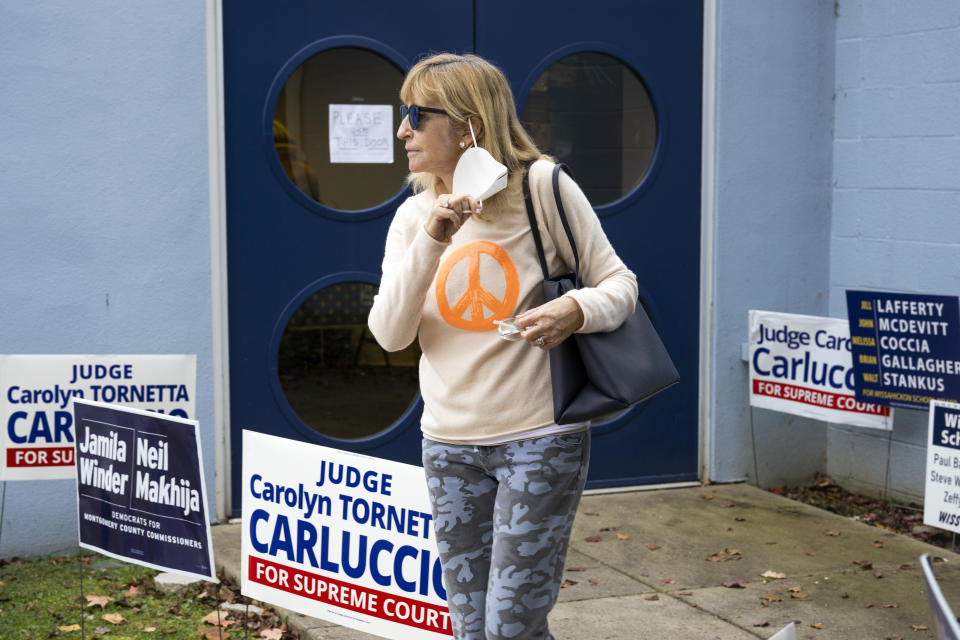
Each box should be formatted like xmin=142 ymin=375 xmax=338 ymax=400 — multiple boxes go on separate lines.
xmin=749 ymin=310 xmax=892 ymax=429
xmin=242 ymin=430 xmax=450 ymax=639
xmin=923 ymin=401 xmax=960 ymax=534
xmin=0 ymin=355 xmax=196 ymax=481
xmin=846 ymin=291 xmax=960 ymax=410
xmin=73 ymin=399 xmax=215 ymax=581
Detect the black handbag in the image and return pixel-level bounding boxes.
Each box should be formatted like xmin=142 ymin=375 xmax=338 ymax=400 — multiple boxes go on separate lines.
xmin=522 ymin=162 xmax=680 ymax=424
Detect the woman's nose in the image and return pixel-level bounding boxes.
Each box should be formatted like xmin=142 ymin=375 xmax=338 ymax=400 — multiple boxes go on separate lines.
xmin=397 ymin=118 xmax=411 ymax=139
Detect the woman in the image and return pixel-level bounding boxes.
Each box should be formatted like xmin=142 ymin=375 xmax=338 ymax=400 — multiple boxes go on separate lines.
xmin=368 ymin=53 xmax=637 ymax=640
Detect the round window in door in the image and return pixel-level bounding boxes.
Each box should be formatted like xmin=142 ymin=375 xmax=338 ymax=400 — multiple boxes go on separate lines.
xmin=273 ymin=47 xmax=409 ymax=211
xmin=276 ymin=281 xmax=421 ymax=440
xmin=521 ymin=52 xmax=657 ymax=206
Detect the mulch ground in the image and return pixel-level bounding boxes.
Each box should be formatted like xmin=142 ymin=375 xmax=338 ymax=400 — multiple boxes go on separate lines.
xmin=770 ymin=474 xmax=959 ymax=552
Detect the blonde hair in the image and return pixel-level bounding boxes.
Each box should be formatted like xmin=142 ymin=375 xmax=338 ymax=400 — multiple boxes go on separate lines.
xmin=400 ymin=53 xmax=547 ymax=208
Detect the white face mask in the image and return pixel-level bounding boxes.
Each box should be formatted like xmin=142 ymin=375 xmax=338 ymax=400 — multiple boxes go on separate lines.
xmin=452 ymin=120 xmax=508 ymax=202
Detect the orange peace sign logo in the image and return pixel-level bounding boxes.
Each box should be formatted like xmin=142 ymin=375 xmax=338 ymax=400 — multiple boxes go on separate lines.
xmin=436 ymin=241 xmax=519 ymax=331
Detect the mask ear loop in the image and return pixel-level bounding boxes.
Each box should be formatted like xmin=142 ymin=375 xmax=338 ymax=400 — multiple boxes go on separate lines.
xmin=468 ymin=119 xmax=479 ymax=148
xmin=467 ymin=119 xmax=483 ymax=210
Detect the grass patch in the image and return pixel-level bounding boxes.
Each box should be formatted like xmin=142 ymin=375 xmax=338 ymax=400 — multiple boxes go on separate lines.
xmin=0 ymin=552 xmax=295 ymax=639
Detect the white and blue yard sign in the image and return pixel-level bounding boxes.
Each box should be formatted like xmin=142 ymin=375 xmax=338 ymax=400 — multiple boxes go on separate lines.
xmin=924 ymin=401 xmax=960 ymax=534
xmin=241 ymin=430 xmax=451 ymax=638
xmin=846 ymin=291 xmax=960 ymax=410
xmin=1 ymin=355 xmax=196 ymax=481
xmin=73 ymin=398 xmax=215 ymax=581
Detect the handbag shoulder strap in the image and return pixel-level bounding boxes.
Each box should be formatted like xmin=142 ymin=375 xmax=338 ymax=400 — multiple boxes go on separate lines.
xmin=522 ymin=160 xmax=581 ymax=287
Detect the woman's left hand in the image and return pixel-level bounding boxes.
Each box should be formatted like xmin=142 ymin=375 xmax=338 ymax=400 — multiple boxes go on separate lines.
xmin=517 ymin=297 xmax=584 ymax=350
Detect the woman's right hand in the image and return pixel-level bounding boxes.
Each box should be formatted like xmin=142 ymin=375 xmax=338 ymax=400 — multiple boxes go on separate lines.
xmin=424 ymin=194 xmax=481 ymax=243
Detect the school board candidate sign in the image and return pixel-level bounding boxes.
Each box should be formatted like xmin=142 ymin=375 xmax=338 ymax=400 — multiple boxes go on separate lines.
xmin=73 ymin=399 xmax=215 ymax=581
xmin=0 ymin=355 xmax=196 ymax=481
xmin=242 ymin=430 xmax=450 ymax=638
xmin=923 ymin=401 xmax=960 ymax=534
xmin=749 ymin=310 xmax=891 ymax=429
xmin=846 ymin=291 xmax=960 ymax=410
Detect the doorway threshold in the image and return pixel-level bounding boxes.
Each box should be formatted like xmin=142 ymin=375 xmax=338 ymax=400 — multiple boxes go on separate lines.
xmin=584 ymin=480 xmax=701 ymax=496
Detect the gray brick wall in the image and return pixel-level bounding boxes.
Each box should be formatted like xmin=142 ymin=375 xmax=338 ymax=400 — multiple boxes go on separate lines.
xmin=827 ymin=0 xmax=960 ymax=502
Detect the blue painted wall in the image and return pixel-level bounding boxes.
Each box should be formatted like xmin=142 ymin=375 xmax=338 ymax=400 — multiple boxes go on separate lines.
xmin=709 ymin=1 xmax=836 ymax=485
xmin=0 ymin=2 xmax=212 ymax=556
xmin=827 ymin=0 xmax=960 ymax=502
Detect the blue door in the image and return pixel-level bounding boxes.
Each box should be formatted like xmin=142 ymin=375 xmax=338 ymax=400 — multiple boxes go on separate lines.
xmin=224 ymin=1 xmax=701 ymax=512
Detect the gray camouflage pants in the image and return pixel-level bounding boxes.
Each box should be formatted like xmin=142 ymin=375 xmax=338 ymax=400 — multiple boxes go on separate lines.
xmin=422 ymin=431 xmax=590 ymax=640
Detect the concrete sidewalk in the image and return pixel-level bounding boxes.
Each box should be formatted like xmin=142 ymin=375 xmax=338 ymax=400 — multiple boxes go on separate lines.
xmin=211 ymin=483 xmax=960 ymax=639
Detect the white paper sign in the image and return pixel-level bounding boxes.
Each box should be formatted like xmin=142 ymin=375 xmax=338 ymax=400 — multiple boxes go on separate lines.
xmin=0 ymin=355 xmax=196 ymax=481
xmin=241 ymin=430 xmax=450 ymax=639
xmin=748 ymin=311 xmax=892 ymax=429
xmin=329 ymin=104 xmax=393 ymax=164
xmin=923 ymin=400 xmax=960 ymax=533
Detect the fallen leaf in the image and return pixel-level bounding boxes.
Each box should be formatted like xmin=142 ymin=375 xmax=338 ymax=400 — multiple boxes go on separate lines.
xmin=585 ymin=535 xmax=602 ymax=543
xmin=912 ymin=624 xmax=929 ymax=631
xmin=616 ymin=533 xmax=630 ymax=540
xmin=646 ymin=544 xmax=662 ymax=551
xmin=804 ymin=551 xmax=818 ymax=556
xmin=124 ymin=585 xmax=141 ymax=598
xmin=788 ymin=586 xmax=803 ymax=593
xmin=735 ymin=517 xmax=745 ymax=522
xmin=644 ymin=594 xmax=659 ymax=601
xmin=720 ymin=502 xmax=735 ymax=508
xmin=677 ymin=591 xmax=693 ymax=596
xmin=873 ymin=540 xmax=884 ymax=548
xmin=874 ymin=571 xmax=884 ymax=579
xmin=94 ymin=626 xmax=110 ymax=635
xmin=865 ymin=603 xmax=874 ymax=608
xmin=706 ymin=549 xmax=742 ymax=562
xmin=199 ymin=628 xmax=230 ymax=640
xmin=791 ymin=592 xmax=808 ymax=599
xmin=899 ymin=563 xmax=913 ymax=570
xmin=560 ymin=579 xmax=577 ymax=589
xmin=810 ymin=623 xmax=826 ymax=629
xmin=144 ymin=627 xmax=157 ymax=632
xmin=599 ymin=526 xmax=619 ymax=532
xmin=882 ymin=602 xmax=899 ymax=608
xmin=852 ymin=560 xmax=873 ymax=569
xmin=661 ymin=578 xmax=675 ymax=585
xmin=824 ymin=530 xmax=840 ymax=536
xmin=583 ymin=511 xmax=599 ymax=516
xmin=723 ymin=579 xmax=746 ymax=589
xmin=260 ymin=630 xmax=283 ymax=640
xmin=759 ymin=594 xmax=783 ymax=607
xmin=753 ymin=621 xmax=770 ymax=628
xmin=85 ymin=594 xmax=112 ymax=609
xmin=760 ymin=570 xmax=786 ymax=579
xmin=841 ymin=592 xmax=849 ymax=599
xmin=58 ymin=625 xmax=81 ymax=632
xmin=588 ymin=578 xmax=598 ymax=586
xmin=566 ymin=567 xmax=587 ymax=572
xmin=203 ymin=610 xmax=236 ymax=627
xmin=102 ymin=613 xmax=125 ymax=624
xmin=702 ymin=494 xmax=714 ymax=500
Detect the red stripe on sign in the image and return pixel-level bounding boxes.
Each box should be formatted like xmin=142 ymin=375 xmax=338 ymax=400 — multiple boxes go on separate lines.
xmin=248 ymin=555 xmax=452 ymax=635
xmin=6 ymin=447 xmax=75 ymax=467
xmin=752 ymin=380 xmax=890 ymax=416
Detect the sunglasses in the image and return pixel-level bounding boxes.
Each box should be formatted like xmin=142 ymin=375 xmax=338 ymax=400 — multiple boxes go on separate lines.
xmin=400 ymin=104 xmax=448 ymax=130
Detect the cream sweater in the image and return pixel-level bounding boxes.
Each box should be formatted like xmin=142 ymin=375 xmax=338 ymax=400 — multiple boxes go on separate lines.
xmin=368 ymin=160 xmax=638 ymax=443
